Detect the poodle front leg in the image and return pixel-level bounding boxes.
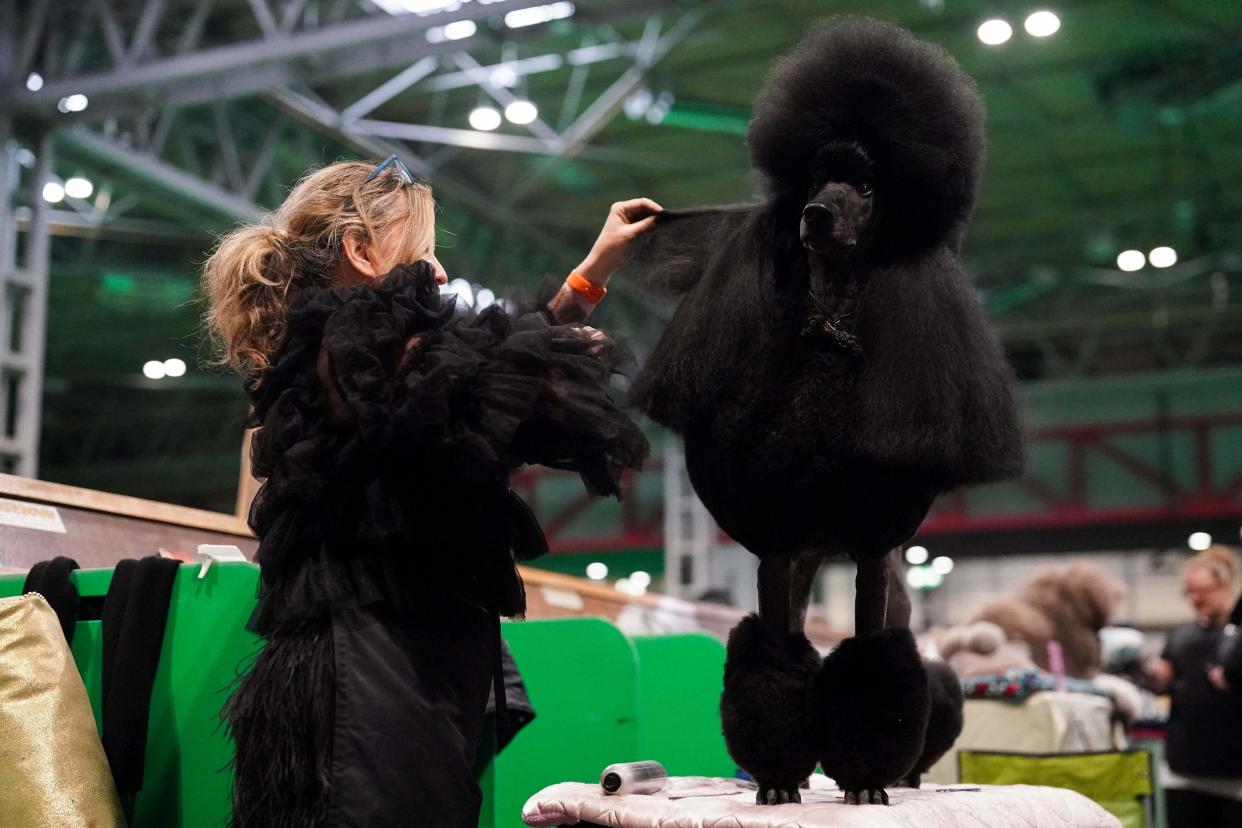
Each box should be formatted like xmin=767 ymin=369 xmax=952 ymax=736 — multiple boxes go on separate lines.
xmin=721 ymin=613 xmax=821 ymax=805
xmin=854 ymin=553 xmax=889 ymax=636
xmin=816 ymin=628 xmax=930 ymax=804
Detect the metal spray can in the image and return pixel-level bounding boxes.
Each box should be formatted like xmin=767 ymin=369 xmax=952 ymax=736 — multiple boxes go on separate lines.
xmin=600 ymin=761 xmax=668 ymax=795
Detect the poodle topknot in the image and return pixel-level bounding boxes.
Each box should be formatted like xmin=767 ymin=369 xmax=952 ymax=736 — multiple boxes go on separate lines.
xmin=749 ymin=18 xmax=986 ymax=254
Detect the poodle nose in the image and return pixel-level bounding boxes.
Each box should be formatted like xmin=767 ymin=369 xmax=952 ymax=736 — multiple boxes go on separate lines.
xmin=802 ymin=203 xmax=834 ymax=226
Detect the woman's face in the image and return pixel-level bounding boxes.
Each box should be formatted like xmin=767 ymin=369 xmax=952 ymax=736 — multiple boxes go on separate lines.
xmin=1183 ymin=566 xmax=1232 ymax=625
xmin=376 ymin=218 xmax=448 ymax=285
xmin=342 ymin=219 xmax=448 ymax=286
xmin=423 ymin=249 xmax=448 ymax=285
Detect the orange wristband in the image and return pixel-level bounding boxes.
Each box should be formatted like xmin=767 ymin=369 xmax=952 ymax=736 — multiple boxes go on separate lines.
xmin=567 ymin=269 xmax=607 ymax=303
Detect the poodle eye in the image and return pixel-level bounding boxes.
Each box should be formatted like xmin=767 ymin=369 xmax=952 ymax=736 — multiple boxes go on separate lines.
xmin=858 ymin=182 xmax=874 ymax=198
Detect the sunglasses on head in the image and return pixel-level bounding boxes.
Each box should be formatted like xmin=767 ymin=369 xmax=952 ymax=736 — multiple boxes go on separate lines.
xmin=364 ymin=154 xmax=416 ymax=186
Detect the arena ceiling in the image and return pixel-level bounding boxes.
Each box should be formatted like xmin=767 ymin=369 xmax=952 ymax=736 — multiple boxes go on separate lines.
xmin=4 ymin=0 xmax=1241 ymax=507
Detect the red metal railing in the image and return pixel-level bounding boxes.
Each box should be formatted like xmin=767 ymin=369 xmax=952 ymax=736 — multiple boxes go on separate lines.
xmin=516 ymin=413 xmax=1242 ymax=554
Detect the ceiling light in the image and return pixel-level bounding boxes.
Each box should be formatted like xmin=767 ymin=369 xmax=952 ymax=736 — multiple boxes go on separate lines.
xmin=586 ymin=562 xmax=608 ymax=580
xmin=905 ymin=545 xmax=929 ymax=565
xmin=448 ymin=277 xmax=474 ymax=307
xmin=143 ymin=360 xmax=167 ymax=380
xmin=490 ymin=66 xmax=519 ymax=88
xmin=624 ymin=88 xmax=653 ymax=120
xmin=163 ymin=358 xmax=187 ymax=378
xmin=64 ymin=177 xmax=93 ymax=199
xmin=505 ymin=1 xmax=575 ymax=29
xmin=977 ymin=19 xmax=1013 ymax=45
xmin=369 ymin=0 xmax=460 ymax=14
xmin=645 ymin=91 xmax=675 ymax=125
xmin=931 ymin=555 xmax=955 ymax=575
xmin=468 ymin=106 xmax=501 ymax=131
xmin=25 ymin=72 xmax=43 ymax=92
xmin=630 ymin=570 xmax=652 ymax=589
xmin=59 ymin=93 xmax=88 ymax=113
xmin=1116 ymin=249 xmax=1145 ymax=271
xmin=504 ymin=100 xmax=538 ymax=125
xmin=1149 ymin=246 xmax=1177 ymax=268
xmin=41 ymin=182 xmax=65 ymax=203
xmin=1024 ymin=10 xmax=1061 ymax=37
xmin=1188 ymin=532 xmax=1212 ymax=551
xmin=427 ymin=19 xmax=476 ymax=41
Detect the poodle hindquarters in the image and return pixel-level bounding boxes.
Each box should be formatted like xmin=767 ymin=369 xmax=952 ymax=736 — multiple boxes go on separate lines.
xmin=897 ymin=659 xmax=964 ymax=789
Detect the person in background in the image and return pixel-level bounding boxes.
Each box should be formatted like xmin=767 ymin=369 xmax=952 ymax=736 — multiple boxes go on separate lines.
xmin=1147 ymin=544 xmax=1242 ymax=827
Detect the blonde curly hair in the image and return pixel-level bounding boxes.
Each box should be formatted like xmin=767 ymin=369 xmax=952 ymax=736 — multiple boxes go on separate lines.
xmin=202 ymin=160 xmax=435 ymax=380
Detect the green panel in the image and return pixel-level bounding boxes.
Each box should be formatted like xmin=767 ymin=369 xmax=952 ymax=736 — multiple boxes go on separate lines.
xmin=960 ymin=749 xmax=1154 ymax=827
xmin=0 ymin=563 xmax=261 ymax=828
xmin=633 ymin=634 xmax=735 ymax=778
xmin=492 ymin=618 xmax=639 ymax=828
xmin=131 ymin=562 xmax=261 ymax=827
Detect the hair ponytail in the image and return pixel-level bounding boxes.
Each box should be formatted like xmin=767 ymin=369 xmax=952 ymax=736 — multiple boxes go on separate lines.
xmin=203 ymin=221 xmax=299 ymax=378
xmin=201 ymin=160 xmax=436 ymax=383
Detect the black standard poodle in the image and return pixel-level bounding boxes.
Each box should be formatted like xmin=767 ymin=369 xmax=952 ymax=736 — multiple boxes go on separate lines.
xmin=628 ymin=19 xmax=1024 ymax=804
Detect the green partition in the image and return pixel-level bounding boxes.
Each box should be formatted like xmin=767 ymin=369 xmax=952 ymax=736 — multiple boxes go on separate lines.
xmin=0 ymin=562 xmax=261 ymax=828
xmin=632 ymin=633 xmax=735 ymax=778
xmin=489 ymin=618 xmax=640 ymax=828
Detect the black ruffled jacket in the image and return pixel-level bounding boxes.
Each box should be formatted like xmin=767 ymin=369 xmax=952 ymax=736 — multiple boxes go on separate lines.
xmin=244 ymin=263 xmax=648 ymax=634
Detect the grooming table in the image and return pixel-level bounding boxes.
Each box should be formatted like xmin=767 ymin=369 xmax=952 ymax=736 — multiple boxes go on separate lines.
xmin=522 ymin=774 xmax=1121 ymax=827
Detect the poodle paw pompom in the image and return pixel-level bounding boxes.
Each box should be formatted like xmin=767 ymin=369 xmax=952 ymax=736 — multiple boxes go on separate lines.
xmin=721 ymin=614 xmax=822 ymax=804
xmin=816 ymin=627 xmax=930 ymax=804
xmin=843 ymin=787 xmax=889 ymax=805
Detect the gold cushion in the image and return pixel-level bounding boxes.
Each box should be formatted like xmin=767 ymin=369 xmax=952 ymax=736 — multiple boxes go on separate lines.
xmin=0 ymin=593 xmax=124 ymax=827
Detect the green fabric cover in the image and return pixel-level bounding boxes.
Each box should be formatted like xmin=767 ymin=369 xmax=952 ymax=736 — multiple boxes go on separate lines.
xmin=960 ymin=748 xmax=1154 ymax=828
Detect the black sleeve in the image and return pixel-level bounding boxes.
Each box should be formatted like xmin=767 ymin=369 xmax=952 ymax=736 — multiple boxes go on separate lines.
xmin=315 ymin=263 xmax=649 ymax=497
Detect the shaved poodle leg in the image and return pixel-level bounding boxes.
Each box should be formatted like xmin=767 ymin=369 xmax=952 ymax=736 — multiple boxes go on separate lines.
xmin=884 ymin=547 xmax=912 ymax=629
xmin=758 ymin=555 xmax=794 ymax=632
xmin=790 ymin=549 xmax=825 ymax=632
xmin=854 ymin=553 xmax=889 ymax=636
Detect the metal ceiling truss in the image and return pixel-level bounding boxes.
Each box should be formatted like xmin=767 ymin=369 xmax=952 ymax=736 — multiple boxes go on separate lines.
xmin=994 ymin=253 xmax=1242 ymax=377
xmin=9 ymin=0 xmax=697 ymax=234
xmin=0 ymin=0 xmax=700 ymax=483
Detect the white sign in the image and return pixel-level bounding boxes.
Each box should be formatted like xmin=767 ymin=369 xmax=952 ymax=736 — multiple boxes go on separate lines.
xmin=540 ymin=586 xmax=584 ymax=611
xmin=0 ymin=498 xmax=67 ymax=534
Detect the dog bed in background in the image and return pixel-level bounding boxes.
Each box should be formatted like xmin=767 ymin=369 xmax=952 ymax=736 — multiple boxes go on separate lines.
xmin=522 ymin=774 xmax=1120 ymax=827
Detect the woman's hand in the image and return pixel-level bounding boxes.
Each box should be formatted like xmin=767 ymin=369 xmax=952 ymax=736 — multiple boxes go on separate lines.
xmin=1146 ymin=656 xmax=1174 ymax=693
xmin=575 ymin=198 xmax=663 ymax=286
xmin=1209 ymin=665 xmax=1230 ymax=692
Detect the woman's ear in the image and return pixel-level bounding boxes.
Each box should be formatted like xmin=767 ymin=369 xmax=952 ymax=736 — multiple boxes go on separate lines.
xmin=342 ymin=231 xmax=380 ymax=280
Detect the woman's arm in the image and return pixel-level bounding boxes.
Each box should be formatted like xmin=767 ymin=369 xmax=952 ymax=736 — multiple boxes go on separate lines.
xmin=545 ymin=198 xmax=661 ymax=325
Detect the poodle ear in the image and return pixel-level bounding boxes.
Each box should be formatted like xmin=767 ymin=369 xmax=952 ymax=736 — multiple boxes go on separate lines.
xmin=622 ymin=206 xmax=756 ymax=299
